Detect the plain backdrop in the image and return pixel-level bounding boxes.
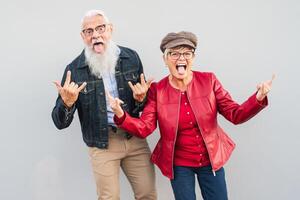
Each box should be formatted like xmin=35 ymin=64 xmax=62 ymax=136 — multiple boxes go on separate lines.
xmin=1 ymin=0 xmax=299 ymax=199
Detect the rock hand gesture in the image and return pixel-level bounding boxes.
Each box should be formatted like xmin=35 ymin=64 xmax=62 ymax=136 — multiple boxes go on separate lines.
xmin=53 ymin=71 xmax=87 ymax=108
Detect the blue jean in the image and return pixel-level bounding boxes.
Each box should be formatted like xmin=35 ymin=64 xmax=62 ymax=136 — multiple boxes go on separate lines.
xmin=170 ymin=166 xmax=228 ymax=200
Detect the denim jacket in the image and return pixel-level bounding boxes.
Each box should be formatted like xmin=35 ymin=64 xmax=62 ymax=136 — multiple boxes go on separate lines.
xmin=52 ymin=46 xmax=145 ymax=149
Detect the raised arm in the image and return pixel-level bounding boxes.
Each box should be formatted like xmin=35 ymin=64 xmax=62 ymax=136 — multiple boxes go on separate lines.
xmin=213 ymin=73 xmax=273 ymax=125
xmin=51 ymin=69 xmax=86 ymax=129
xmin=108 ymin=83 xmax=158 ymax=138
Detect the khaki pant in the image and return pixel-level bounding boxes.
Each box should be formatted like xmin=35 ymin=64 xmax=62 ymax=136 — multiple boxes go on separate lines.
xmin=88 ymin=128 xmax=157 ymax=200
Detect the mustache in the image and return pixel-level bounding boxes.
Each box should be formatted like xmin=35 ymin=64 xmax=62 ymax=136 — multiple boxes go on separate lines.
xmin=93 ymin=41 xmax=104 ymax=45
xmin=84 ymin=41 xmax=119 ymax=77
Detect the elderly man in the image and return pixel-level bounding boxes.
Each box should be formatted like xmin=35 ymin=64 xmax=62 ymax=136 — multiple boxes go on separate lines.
xmin=52 ymin=10 xmax=156 ymax=200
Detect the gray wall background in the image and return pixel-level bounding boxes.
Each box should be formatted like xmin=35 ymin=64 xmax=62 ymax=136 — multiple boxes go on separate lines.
xmin=1 ymin=0 xmax=299 ymax=199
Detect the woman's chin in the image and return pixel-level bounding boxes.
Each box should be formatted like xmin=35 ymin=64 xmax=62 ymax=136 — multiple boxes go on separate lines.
xmin=173 ymin=74 xmax=187 ymax=81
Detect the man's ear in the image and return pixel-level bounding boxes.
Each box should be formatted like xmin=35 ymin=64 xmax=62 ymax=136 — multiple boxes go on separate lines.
xmin=80 ymin=32 xmax=85 ymax=40
xmin=109 ymin=24 xmax=114 ymax=33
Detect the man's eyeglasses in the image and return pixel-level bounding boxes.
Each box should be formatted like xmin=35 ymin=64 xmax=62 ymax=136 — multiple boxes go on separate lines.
xmin=82 ymin=24 xmax=108 ymax=37
xmin=168 ymin=51 xmax=195 ymax=60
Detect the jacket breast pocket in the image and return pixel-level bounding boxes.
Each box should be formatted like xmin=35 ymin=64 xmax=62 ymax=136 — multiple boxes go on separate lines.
xmin=78 ymin=81 xmax=96 ymax=106
xmin=124 ymin=71 xmax=139 ymax=84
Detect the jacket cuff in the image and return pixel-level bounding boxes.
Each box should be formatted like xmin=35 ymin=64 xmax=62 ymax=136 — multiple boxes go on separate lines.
xmin=114 ymin=112 xmax=126 ymax=125
xmin=58 ymin=98 xmax=76 ymax=118
xmin=254 ymin=93 xmax=268 ymax=107
xmin=132 ymin=95 xmax=148 ymax=114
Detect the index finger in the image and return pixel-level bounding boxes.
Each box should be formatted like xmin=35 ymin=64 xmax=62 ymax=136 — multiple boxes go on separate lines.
xmin=140 ymin=73 xmax=146 ymax=85
xmin=128 ymin=81 xmax=137 ymax=93
xmin=267 ymin=73 xmax=276 ymax=85
xmin=271 ymin=73 xmax=276 ymax=82
xmin=63 ymin=71 xmax=71 ymax=87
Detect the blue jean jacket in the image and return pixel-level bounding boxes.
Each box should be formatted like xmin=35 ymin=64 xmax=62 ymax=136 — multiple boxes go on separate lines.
xmin=52 ymin=46 xmax=145 ymax=149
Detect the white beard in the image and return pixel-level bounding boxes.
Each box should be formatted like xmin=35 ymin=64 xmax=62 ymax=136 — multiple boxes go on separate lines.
xmin=84 ymin=41 xmax=120 ymax=78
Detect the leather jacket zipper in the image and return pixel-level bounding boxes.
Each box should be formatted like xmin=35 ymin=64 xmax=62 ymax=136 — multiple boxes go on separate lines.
xmin=171 ymin=91 xmax=181 ymax=178
xmin=186 ymin=91 xmax=216 ymax=177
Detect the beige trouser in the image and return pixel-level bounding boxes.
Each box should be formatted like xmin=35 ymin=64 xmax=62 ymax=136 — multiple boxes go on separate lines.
xmin=88 ymin=128 xmax=157 ymax=200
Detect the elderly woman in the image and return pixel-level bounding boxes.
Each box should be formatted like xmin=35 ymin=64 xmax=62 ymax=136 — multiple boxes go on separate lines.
xmin=108 ymin=31 xmax=273 ymax=200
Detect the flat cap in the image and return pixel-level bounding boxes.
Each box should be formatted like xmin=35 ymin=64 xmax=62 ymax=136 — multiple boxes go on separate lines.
xmin=160 ymin=31 xmax=197 ymax=52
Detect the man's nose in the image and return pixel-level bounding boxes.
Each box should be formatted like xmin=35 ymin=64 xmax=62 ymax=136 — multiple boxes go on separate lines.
xmin=92 ymin=30 xmax=101 ymax=39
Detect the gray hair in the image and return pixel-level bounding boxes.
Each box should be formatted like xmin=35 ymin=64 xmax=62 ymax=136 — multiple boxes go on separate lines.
xmin=163 ymin=48 xmax=171 ymax=59
xmin=81 ymin=10 xmax=110 ymax=28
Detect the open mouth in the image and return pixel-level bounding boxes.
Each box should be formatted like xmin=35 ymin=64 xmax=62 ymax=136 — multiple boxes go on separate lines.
xmin=176 ymin=64 xmax=187 ymax=75
xmin=93 ymin=42 xmax=104 ymax=53
xmin=93 ymin=41 xmax=104 ymax=47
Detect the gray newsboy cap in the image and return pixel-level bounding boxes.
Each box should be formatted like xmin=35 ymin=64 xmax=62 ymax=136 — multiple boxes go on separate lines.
xmin=160 ymin=31 xmax=198 ymax=52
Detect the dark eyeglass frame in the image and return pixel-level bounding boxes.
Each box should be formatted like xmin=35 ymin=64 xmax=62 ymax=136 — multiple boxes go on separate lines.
xmin=168 ymin=50 xmax=195 ymax=60
xmin=82 ymin=24 xmax=109 ymax=37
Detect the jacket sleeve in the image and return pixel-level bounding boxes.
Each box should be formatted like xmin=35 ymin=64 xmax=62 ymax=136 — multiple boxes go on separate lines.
xmin=51 ymin=66 xmax=77 ymax=130
xmin=212 ymin=73 xmax=268 ymax=125
xmin=114 ymin=83 xmax=158 ymax=138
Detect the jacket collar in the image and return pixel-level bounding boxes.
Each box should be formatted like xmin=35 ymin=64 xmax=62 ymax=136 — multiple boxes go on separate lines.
xmin=77 ymin=46 xmax=129 ymax=69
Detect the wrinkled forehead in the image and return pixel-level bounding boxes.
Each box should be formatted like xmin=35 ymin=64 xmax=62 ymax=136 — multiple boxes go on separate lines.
xmin=81 ymin=15 xmax=106 ymax=29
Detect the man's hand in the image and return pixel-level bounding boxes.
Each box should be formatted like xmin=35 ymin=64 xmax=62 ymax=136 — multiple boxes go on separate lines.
xmin=106 ymin=91 xmax=125 ymax=118
xmin=128 ymin=73 xmax=154 ymax=102
xmin=256 ymin=74 xmax=275 ymax=101
xmin=53 ymin=71 xmax=87 ymax=108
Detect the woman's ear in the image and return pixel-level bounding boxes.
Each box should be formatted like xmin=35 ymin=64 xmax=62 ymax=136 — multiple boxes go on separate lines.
xmin=163 ymin=55 xmax=168 ymax=67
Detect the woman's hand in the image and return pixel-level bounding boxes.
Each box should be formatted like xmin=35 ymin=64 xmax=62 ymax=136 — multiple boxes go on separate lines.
xmin=128 ymin=73 xmax=154 ymax=102
xmin=256 ymin=74 xmax=275 ymax=101
xmin=106 ymin=91 xmax=125 ymax=118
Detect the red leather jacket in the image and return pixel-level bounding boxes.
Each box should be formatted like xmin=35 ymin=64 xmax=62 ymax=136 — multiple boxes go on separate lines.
xmin=116 ymin=71 xmax=268 ymax=179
